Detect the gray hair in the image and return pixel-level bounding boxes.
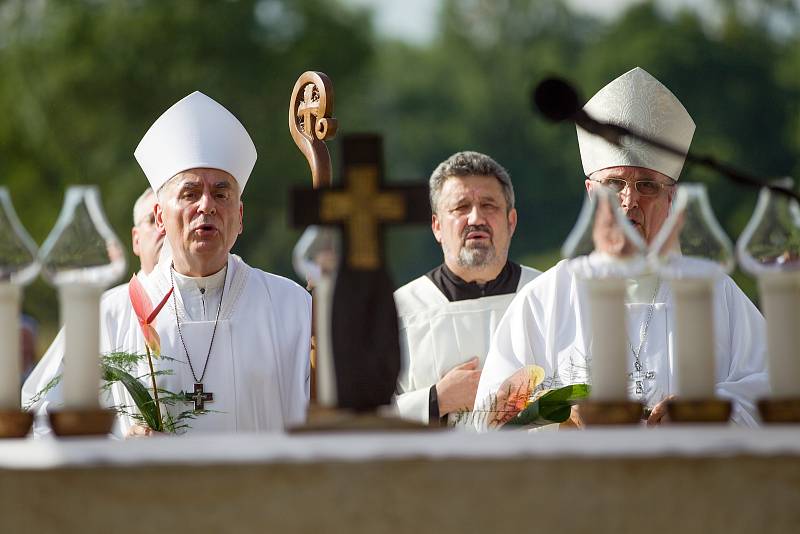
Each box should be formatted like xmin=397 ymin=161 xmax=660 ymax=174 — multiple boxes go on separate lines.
xmin=429 ymin=151 xmax=514 ymax=214
xmin=132 ymin=187 xmax=155 ymax=225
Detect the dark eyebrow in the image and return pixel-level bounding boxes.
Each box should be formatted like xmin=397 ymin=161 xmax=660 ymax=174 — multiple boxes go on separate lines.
xmin=213 ymin=181 xmax=232 ymax=189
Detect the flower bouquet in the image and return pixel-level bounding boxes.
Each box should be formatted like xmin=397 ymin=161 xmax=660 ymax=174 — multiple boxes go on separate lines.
xmin=469 ymin=365 xmax=590 ymax=429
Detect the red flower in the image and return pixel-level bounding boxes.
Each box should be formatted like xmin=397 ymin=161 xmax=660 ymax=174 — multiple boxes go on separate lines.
xmin=128 ymin=274 xmax=173 ymax=356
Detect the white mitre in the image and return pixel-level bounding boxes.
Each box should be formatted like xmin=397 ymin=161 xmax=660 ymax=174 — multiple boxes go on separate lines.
xmin=577 ymin=67 xmax=695 ymax=181
xmin=134 ymin=91 xmax=257 ymax=193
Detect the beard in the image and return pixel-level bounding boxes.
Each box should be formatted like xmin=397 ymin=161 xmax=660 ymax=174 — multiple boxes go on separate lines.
xmin=458 ymin=240 xmax=496 ymax=267
xmin=451 ymin=224 xmax=498 ymax=268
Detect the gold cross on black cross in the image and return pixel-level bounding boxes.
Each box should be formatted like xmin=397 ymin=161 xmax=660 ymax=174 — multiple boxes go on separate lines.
xmin=184 ymin=383 xmax=213 ymax=410
xmin=291 ymin=134 xmax=429 ymax=270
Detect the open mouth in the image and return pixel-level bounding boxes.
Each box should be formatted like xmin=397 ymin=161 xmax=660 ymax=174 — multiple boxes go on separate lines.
xmin=466 ymin=231 xmax=490 ymax=240
xmin=465 ymin=227 xmax=492 ymax=240
xmin=193 ymin=223 xmax=219 ymax=237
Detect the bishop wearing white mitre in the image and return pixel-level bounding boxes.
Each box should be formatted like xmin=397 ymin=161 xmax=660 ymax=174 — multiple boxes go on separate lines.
xmin=476 ymin=68 xmax=769 ymax=427
xmin=107 ymin=92 xmax=311 ymax=435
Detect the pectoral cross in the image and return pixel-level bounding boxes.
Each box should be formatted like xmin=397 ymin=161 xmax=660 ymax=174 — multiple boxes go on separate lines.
xmin=184 ymin=383 xmax=213 ymax=410
xmin=628 ymin=362 xmax=656 ymax=397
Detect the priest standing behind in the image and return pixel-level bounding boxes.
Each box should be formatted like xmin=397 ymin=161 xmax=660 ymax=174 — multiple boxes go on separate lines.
xmin=393 ymin=151 xmax=540 ymax=426
xmin=475 ymin=68 xmax=769 ymax=428
xmin=113 ymin=91 xmax=311 ymax=435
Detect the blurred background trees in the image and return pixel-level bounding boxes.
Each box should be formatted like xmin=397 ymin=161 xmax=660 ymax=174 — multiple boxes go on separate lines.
xmin=1 ymin=0 xmax=799 ymax=349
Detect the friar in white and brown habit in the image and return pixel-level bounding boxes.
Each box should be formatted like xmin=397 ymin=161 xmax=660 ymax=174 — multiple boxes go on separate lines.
xmin=102 ymin=92 xmax=311 ymax=436
xmin=393 ymin=152 xmax=540 ymax=426
xmin=476 ymin=68 xmax=769 ymax=428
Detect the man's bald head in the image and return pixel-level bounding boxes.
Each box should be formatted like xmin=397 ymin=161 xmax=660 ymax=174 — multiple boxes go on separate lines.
xmin=131 ymin=188 xmax=163 ymax=274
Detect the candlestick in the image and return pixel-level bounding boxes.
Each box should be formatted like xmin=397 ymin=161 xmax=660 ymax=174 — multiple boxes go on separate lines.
xmin=59 ymin=284 xmax=105 ymax=408
xmin=0 ymin=283 xmax=22 ymax=409
xmin=671 ymin=278 xmax=716 ymax=398
xmin=0 ymin=187 xmax=39 ymax=437
xmin=39 ymin=186 xmax=125 ymax=435
xmin=586 ymin=278 xmax=627 ymax=400
xmin=314 ymin=276 xmax=338 ymax=407
xmin=563 ymin=186 xmax=645 ymax=425
xmin=758 ymin=273 xmax=800 ymax=397
xmin=650 ymin=183 xmax=733 ymax=423
xmin=736 ymin=180 xmax=800 ymax=422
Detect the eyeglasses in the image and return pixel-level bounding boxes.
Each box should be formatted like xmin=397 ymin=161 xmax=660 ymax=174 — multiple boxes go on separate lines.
xmin=591 ymin=178 xmax=674 ymax=197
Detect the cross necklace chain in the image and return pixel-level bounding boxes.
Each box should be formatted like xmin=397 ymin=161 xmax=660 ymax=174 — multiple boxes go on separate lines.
xmin=170 ymin=264 xmax=227 ymax=410
xmin=628 ymin=279 xmax=661 ymax=398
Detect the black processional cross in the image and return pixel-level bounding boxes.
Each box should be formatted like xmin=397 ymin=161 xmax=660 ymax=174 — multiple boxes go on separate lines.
xmin=292 ymin=134 xmax=429 ymax=411
xmin=184 ymin=383 xmax=213 ymax=411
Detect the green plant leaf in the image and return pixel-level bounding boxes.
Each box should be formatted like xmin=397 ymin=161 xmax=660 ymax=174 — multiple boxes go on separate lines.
xmin=102 ymin=365 xmax=162 ymax=432
xmin=504 ymin=383 xmax=590 ymax=428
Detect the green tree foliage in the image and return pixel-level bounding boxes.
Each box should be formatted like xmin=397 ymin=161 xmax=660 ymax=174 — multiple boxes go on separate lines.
xmin=2 ymin=0 xmax=799 ymax=339
xmin=350 ymin=0 xmax=800 ymax=296
xmin=0 ymin=0 xmax=373 ymax=326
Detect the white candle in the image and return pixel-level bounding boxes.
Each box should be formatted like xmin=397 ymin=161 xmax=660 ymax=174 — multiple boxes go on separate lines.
xmin=586 ymin=278 xmax=628 ymax=400
xmin=59 ymin=284 xmax=105 ymax=409
xmin=671 ymin=278 xmax=716 ymax=399
xmin=313 ymin=276 xmax=337 ymax=407
xmin=0 ymin=283 xmax=22 ymax=409
xmin=758 ymin=272 xmax=800 ymax=398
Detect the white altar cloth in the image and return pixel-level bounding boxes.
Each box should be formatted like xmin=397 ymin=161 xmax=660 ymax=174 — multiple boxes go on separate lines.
xmin=2 ymin=428 xmax=799 ymax=534
xmin=2 ymin=427 xmax=800 ymax=470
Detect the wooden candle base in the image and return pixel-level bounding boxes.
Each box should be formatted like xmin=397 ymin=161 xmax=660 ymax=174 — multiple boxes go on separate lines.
xmin=666 ymin=399 xmax=731 ymax=423
xmin=579 ymin=400 xmax=643 ymax=425
xmin=758 ymin=398 xmax=800 ymax=423
xmin=0 ymin=410 xmax=34 ymax=438
xmin=290 ymin=406 xmax=436 ymax=433
xmin=49 ymin=408 xmax=115 ymax=437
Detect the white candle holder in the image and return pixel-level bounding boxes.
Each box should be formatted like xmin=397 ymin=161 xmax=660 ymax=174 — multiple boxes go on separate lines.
xmin=0 ymin=187 xmax=39 ymax=437
xmin=562 ymin=186 xmax=648 ymax=425
xmin=38 ymin=186 xmax=125 ymax=436
xmin=649 ymin=183 xmax=734 ymax=423
xmin=290 ymin=226 xmax=427 ymax=432
xmin=292 ymin=226 xmax=340 ymax=410
xmin=737 ymin=179 xmax=800 ymax=423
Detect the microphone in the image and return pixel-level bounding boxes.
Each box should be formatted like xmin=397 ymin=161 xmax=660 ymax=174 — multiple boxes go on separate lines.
xmin=530 ymin=76 xmax=800 ymax=202
xmin=532 ymin=77 xmax=628 ymax=147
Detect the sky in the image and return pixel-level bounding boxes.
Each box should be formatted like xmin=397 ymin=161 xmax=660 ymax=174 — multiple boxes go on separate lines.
xmin=341 ymin=0 xmax=725 ymax=44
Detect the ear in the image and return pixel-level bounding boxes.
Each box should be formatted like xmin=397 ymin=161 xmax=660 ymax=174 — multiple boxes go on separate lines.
xmin=131 ymin=226 xmax=141 ymax=257
xmin=584 ymin=178 xmax=593 ymax=195
xmin=507 ymin=208 xmax=518 ymax=237
xmin=238 ymin=201 xmax=244 ymax=235
xmin=431 ymin=213 xmax=442 ymax=243
xmin=155 ymin=202 xmax=167 ymax=235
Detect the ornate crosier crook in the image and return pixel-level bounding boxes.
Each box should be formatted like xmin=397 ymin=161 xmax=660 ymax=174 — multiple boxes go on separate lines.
xmin=289 ymin=71 xmax=338 ymax=188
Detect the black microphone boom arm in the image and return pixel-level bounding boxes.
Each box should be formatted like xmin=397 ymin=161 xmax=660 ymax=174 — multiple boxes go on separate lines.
xmin=533 ymin=77 xmax=800 ymax=202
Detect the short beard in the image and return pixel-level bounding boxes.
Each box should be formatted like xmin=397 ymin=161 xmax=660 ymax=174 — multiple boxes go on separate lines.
xmin=457 ymin=242 xmax=496 ymax=268
xmin=445 ymin=223 xmax=502 ymax=269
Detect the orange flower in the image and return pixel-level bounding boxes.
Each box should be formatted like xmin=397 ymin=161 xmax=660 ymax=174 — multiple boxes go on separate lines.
xmin=128 ymin=274 xmax=173 ymax=357
xmin=489 ymin=365 xmax=545 ymax=427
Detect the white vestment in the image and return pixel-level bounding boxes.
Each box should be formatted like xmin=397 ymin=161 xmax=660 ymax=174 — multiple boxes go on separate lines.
xmin=394 ymin=266 xmax=540 ymax=424
xmin=25 ymin=255 xmax=312 ymax=437
xmin=475 ymin=259 xmax=769 ymax=427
